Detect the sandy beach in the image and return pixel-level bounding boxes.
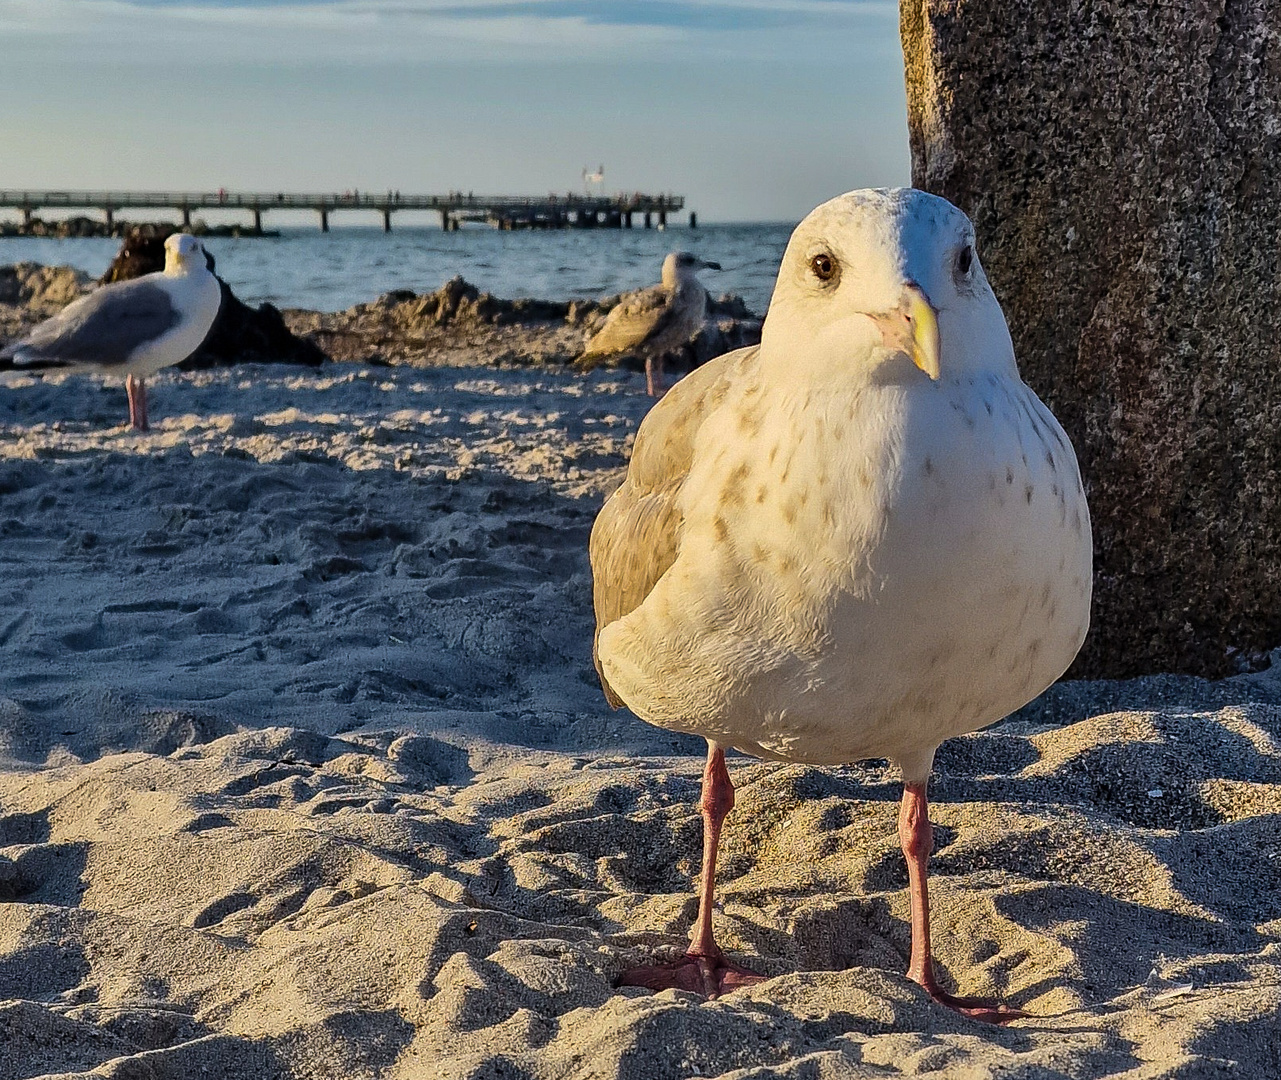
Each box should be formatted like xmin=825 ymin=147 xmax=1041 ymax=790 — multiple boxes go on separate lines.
xmin=0 ymin=355 xmax=1278 ymax=1079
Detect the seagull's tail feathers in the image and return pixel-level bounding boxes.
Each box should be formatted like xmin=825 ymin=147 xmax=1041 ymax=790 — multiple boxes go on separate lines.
xmin=575 ymin=344 xmax=645 ymax=373
xmin=0 ymin=342 xmax=76 ymax=373
xmin=574 ymin=346 xmax=616 ymax=372
xmin=575 ymin=329 xmax=626 ymax=366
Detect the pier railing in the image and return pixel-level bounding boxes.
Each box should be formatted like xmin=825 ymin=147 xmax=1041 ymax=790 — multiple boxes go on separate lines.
xmin=0 ymin=189 xmax=688 ymax=232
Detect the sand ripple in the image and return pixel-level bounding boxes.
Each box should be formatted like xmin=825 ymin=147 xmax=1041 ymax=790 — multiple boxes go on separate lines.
xmin=0 ymin=364 xmax=1277 ymax=1078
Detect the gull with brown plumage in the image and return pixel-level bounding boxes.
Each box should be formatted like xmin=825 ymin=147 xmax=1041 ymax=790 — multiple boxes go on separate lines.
xmin=589 ymin=188 xmax=1092 ymax=1022
xmin=578 ymin=251 xmax=720 ymax=396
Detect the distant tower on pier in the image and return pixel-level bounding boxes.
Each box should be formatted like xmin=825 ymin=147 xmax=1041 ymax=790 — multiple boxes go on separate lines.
xmin=582 ymin=164 xmax=605 ymax=195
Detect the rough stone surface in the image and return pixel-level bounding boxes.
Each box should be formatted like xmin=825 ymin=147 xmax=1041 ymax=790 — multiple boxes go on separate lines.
xmin=901 ymin=0 xmax=1281 ymax=679
xmin=284 ymin=277 xmax=762 ymax=370
xmin=0 ymin=263 xmax=90 ymax=312
xmin=100 ymin=225 xmax=177 ymax=284
xmin=0 ymin=263 xmax=95 ymax=348
xmin=0 ymin=215 xmax=121 ymax=238
xmin=0 ymin=216 xmax=270 ymax=239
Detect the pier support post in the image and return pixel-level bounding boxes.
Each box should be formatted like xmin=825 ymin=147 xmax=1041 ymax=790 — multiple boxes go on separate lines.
xmin=105 ymin=207 xmax=115 ymax=231
xmin=253 ymin=208 xmax=263 ymax=233
xmin=20 ymin=207 xmax=31 ymax=228
xmin=689 ymin=211 xmax=697 ymax=228
xmin=644 ymin=211 xmax=652 ymax=228
xmin=320 ymin=209 xmax=329 ymax=232
xmin=382 ymin=209 xmax=392 ymax=232
xmin=624 ymin=211 xmax=633 ymax=228
xmin=440 ymin=210 xmax=451 ymax=231
xmin=658 ymin=209 xmax=667 ymax=229
xmin=181 ymin=206 xmax=191 ymax=229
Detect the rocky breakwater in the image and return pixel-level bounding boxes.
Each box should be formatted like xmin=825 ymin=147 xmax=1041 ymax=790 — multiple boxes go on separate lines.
xmin=901 ymin=0 xmax=1281 ymax=678
xmin=0 ymin=217 xmax=274 ymax=239
xmin=0 ymin=229 xmax=761 ymax=378
xmin=284 ymin=275 xmax=762 ymax=370
xmin=0 ymin=262 xmax=90 ymax=314
xmin=0 ymin=215 xmax=120 ymax=239
xmin=0 ymin=262 xmax=93 ymax=345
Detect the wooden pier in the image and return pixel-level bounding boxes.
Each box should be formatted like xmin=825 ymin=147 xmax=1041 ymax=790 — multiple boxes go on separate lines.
xmin=0 ymin=189 xmax=689 ymax=233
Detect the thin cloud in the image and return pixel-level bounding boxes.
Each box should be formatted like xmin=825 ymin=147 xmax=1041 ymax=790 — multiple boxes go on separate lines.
xmin=0 ymin=1 xmax=680 ymax=60
xmin=0 ymin=0 xmax=898 ymax=66
xmin=0 ymin=0 xmax=894 ymax=35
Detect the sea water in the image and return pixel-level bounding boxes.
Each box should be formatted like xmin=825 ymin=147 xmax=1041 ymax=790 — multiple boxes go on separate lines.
xmin=0 ymin=222 xmax=793 ymax=315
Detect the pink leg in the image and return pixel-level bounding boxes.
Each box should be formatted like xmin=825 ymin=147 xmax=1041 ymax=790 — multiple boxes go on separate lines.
xmin=899 ymin=781 xmax=1026 ymax=1023
xmin=126 ymin=375 xmax=148 ymax=431
xmin=617 ymin=742 xmax=764 ymax=998
xmin=645 ymin=354 xmax=666 ymax=397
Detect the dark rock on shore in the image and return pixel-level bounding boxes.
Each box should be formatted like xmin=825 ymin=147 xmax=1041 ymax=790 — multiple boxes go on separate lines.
xmin=0 ymin=216 xmax=113 ymax=239
xmin=284 ymin=277 xmax=590 ymax=367
xmin=101 ymin=226 xmax=177 ymax=283
xmin=0 ymin=263 xmax=94 ymax=345
xmin=1 ymin=246 xmax=758 ymax=381
xmin=380 ymin=275 xmax=589 ymax=330
xmin=192 ymin=288 xmax=326 ymax=369
xmin=283 ymin=276 xmax=763 ymax=370
xmin=0 ymin=217 xmax=275 ymax=239
xmin=691 ymin=292 xmax=764 ymax=367
xmin=0 ymin=263 xmax=91 ymax=313
xmin=901 ymin=0 xmax=1281 ymax=679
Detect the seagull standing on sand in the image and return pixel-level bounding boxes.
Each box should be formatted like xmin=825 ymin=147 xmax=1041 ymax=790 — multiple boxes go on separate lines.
xmin=589 ymin=189 xmax=1092 ymax=1021
xmin=0 ymin=233 xmax=222 ymax=431
xmin=579 ymin=251 xmax=720 ymax=396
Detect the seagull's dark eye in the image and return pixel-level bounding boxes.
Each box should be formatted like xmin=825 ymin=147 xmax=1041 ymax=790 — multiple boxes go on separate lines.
xmin=957 ymin=245 xmax=974 ymax=275
xmin=809 ymin=253 xmax=838 ymax=283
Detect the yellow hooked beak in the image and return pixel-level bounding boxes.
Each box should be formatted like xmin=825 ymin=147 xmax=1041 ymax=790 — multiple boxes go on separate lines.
xmin=873 ymin=282 xmax=940 ymax=381
xmin=904 ymin=283 xmax=940 ymax=381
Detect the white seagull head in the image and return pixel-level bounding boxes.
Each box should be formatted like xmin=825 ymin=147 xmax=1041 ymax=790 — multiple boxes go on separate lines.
xmin=763 ymin=188 xmax=1017 ymax=384
xmin=661 ymin=251 xmax=721 ymax=290
xmin=164 ymin=233 xmax=206 ymax=274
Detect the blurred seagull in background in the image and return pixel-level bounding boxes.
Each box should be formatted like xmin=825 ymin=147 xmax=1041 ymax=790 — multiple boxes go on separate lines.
xmin=589 ymin=188 xmax=1092 ymax=1020
xmin=579 ymin=250 xmax=720 ymax=396
xmin=0 ymin=233 xmax=222 ymax=431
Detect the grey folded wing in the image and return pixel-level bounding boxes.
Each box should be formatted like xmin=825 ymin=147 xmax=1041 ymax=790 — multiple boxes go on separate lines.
xmin=0 ymin=279 xmax=180 ymax=369
xmin=588 ymin=345 xmax=759 ymax=706
xmin=581 ymin=284 xmax=676 ymax=358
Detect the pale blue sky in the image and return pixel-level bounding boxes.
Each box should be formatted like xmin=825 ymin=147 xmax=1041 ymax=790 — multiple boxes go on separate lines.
xmin=0 ymin=1 xmax=910 ymax=222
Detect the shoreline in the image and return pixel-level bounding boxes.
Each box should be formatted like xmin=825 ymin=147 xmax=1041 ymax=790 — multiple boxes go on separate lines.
xmin=0 ymin=259 xmax=765 ymax=374
xmin=0 ymin=222 xmax=794 ymax=319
